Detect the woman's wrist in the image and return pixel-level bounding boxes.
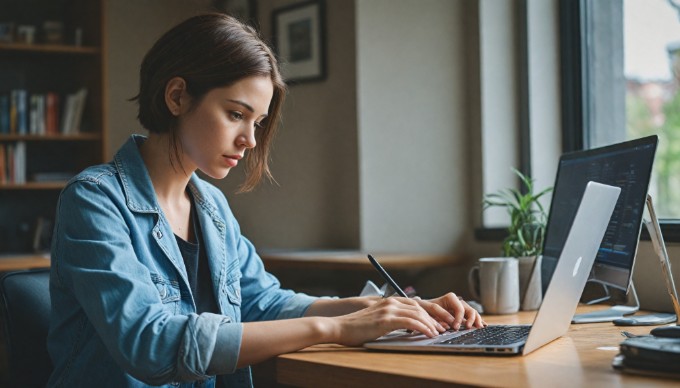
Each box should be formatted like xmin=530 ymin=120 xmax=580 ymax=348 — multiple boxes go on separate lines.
xmin=312 ymin=316 xmax=340 ymax=344
xmin=361 ymin=296 xmax=382 ymax=308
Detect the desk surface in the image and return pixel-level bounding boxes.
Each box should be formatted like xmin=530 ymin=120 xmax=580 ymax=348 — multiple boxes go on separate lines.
xmin=275 ymin=305 xmax=678 ymax=387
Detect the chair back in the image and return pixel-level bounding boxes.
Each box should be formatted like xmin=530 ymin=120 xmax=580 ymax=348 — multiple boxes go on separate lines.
xmin=0 ymin=269 xmax=52 ymax=387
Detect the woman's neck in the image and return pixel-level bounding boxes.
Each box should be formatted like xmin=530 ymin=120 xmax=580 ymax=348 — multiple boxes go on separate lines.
xmin=139 ymin=133 xmax=193 ymax=206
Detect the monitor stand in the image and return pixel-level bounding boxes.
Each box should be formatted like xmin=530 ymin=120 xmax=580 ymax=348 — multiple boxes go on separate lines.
xmin=573 ymin=194 xmax=680 ymax=325
xmin=572 ymin=282 xmax=639 ymax=324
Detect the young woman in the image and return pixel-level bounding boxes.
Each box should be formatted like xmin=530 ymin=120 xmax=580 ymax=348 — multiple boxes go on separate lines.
xmin=47 ymin=13 xmax=484 ymax=387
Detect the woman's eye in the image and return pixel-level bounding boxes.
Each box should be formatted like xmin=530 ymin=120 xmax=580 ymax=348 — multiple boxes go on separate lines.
xmin=254 ymin=121 xmax=265 ymax=130
xmin=229 ymin=111 xmax=243 ymax=121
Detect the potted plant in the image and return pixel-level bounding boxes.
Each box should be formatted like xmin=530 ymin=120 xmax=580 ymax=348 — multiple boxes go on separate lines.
xmin=482 ymin=168 xmax=552 ymax=310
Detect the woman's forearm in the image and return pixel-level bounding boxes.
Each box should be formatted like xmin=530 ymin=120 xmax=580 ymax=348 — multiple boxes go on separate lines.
xmin=236 ymin=317 xmax=337 ymax=368
xmin=303 ymin=296 xmax=381 ymax=317
xmin=233 ymin=297 xmax=379 ymax=368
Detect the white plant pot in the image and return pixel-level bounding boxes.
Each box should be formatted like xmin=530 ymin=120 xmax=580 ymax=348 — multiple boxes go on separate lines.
xmin=518 ymin=255 xmax=543 ymax=311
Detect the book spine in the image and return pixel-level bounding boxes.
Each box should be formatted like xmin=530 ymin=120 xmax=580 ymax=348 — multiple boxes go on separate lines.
xmin=15 ymin=141 xmax=25 ymax=184
xmin=7 ymin=143 xmax=14 ymax=183
xmin=46 ymin=92 xmax=59 ymax=135
xmin=30 ymin=94 xmax=38 ymax=135
xmin=0 ymin=93 xmax=9 ymax=134
xmin=71 ymin=88 xmax=87 ymax=133
xmin=0 ymin=144 xmax=5 ymax=184
xmin=16 ymin=90 xmax=28 ymax=135
xmin=38 ymin=94 xmax=46 ymax=135
xmin=61 ymin=93 xmax=74 ymax=134
xmin=9 ymin=90 xmax=17 ymax=134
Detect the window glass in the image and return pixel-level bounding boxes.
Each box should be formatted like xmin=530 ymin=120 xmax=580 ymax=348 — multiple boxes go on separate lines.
xmin=623 ymin=0 xmax=680 ymax=218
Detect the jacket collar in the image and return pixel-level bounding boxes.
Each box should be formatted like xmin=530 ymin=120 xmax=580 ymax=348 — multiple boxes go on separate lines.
xmin=113 ymin=135 xmax=221 ymax=217
xmin=114 ymin=135 xmax=160 ymax=213
xmin=115 ymin=135 xmax=228 ymax=301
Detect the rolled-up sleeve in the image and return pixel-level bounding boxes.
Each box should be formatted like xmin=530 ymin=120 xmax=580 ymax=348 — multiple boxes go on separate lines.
xmin=205 ymin=319 xmax=242 ymax=375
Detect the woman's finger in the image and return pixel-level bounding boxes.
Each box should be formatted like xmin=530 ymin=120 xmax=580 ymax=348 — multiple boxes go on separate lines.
xmin=385 ymin=298 xmax=445 ymax=334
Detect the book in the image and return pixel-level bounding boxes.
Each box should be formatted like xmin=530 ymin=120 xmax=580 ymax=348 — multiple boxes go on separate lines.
xmin=7 ymin=143 xmax=14 ymax=183
xmin=0 ymin=144 xmax=6 ymax=184
xmin=71 ymin=88 xmax=87 ymax=133
xmin=60 ymin=92 xmax=75 ymax=135
xmin=29 ymin=94 xmax=39 ymax=135
xmin=45 ymin=92 xmax=59 ymax=135
xmin=0 ymin=93 xmax=9 ymax=134
xmin=9 ymin=91 xmax=17 ymax=134
xmin=37 ymin=94 xmax=46 ymax=135
xmin=10 ymin=89 xmax=28 ymax=135
xmin=61 ymin=88 xmax=87 ymax=134
xmin=13 ymin=141 xmax=26 ymax=184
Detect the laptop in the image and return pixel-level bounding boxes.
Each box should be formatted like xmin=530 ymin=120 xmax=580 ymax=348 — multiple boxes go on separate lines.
xmin=363 ymin=181 xmax=621 ymax=356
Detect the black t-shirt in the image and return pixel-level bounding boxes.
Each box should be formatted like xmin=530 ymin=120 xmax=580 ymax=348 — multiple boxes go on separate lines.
xmin=174 ymin=199 xmax=218 ymax=314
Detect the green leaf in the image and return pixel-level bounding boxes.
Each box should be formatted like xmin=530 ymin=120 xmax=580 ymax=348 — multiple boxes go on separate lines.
xmin=482 ymin=167 xmax=553 ymax=257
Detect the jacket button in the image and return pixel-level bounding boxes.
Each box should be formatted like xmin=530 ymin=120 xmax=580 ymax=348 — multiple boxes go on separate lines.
xmin=154 ymin=230 xmax=163 ymax=239
xmin=156 ymin=284 xmax=167 ymax=298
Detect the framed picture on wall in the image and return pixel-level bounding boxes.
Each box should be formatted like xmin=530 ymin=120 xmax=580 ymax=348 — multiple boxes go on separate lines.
xmin=272 ymin=0 xmax=326 ymax=84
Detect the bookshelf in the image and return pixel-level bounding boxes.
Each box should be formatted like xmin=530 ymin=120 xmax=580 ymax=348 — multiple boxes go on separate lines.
xmin=0 ymin=0 xmax=107 ymax=261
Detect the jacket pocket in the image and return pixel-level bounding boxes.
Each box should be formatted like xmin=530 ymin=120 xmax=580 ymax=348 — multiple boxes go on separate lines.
xmin=225 ymin=278 xmax=241 ymax=307
xmin=150 ymin=273 xmax=181 ymax=313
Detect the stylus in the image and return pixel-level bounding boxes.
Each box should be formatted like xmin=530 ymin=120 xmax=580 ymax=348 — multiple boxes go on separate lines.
xmin=367 ymin=254 xmax=409 ymax=298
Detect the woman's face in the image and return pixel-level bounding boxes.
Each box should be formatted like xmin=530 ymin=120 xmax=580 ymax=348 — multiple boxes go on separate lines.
xmin=176 ymin=75 xmax=274 ymax=179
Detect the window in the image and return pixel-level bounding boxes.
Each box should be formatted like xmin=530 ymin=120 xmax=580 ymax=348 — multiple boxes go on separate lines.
xmin=561 ymin=0 xmax=680 ymax=240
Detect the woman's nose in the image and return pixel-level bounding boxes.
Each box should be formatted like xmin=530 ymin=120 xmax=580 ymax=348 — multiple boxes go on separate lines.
xmin=238 ymin=125 xmax=257 ymax=149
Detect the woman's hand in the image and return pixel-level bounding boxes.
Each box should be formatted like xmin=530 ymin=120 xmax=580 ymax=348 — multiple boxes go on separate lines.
xmin=330 ymin=297 xmax=447 ymax=346
xmin=416 ymin=293 xmax=486 ymax=331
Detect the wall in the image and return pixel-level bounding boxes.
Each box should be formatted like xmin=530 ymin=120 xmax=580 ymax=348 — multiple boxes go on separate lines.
xmin=106 ymin=0 xmax=212 ymax=160
xmin=355 ymin=0 xmax=468 ymax=254
xmin=108 ymin=0 xmax=468 ymax=255
xmin=217 ymin=0 xmax=361 ymax=250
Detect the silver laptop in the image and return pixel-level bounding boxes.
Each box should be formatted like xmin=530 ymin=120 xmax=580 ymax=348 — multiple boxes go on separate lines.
xmin=363 ymin=181 xmax=621 ymax=356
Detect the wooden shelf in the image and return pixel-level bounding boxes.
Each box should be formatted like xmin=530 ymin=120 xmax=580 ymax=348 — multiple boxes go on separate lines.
xmin=0 ymin=42 xmax=99 ymax=55
xmin=0 ymin=133 xmax=101 ymax=141
xmin=0 ymin=254 xmax=50 ymax=272
xmin=0 ymin=182 xmax=67 ymax=190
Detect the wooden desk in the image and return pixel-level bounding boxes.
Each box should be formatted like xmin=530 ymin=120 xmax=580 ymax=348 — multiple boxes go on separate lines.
xmin=0 ymin=254 xmax=50 ymax=272
xmin=274 ymin=305 xmax=678 ymax=387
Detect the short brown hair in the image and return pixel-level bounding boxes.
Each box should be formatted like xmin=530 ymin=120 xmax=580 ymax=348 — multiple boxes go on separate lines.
xmin=132 ymin=13 xmax=286 ymax=192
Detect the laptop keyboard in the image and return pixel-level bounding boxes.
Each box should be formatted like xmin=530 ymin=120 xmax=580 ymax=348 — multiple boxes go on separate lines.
xmin=436 ymin=325 xmax=531 ymax=346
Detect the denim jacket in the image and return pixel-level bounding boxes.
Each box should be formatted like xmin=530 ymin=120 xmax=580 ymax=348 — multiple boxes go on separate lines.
xmin=48 ymin=135 xmax=317 ymax=387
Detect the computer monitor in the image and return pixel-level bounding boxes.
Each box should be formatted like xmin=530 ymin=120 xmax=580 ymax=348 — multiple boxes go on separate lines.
xmin=540 ymin=135 xmax=658 ymax=295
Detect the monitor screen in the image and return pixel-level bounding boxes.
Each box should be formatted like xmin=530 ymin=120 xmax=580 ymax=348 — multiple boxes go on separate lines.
xmin=541 ymin=135 xmax=658 ymax=293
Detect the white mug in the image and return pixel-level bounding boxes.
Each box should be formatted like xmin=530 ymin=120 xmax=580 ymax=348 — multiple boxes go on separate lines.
xmin=468 ymin=257 xmax=520 ymax=314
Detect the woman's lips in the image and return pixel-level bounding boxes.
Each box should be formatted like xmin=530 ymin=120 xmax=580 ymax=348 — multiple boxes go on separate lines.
xmin=223 ymin=155 xmax=241 ymax=167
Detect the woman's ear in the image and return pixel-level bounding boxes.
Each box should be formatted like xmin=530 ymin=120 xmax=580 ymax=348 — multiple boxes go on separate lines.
xmin=165 ymin=77 xmax=187 ymax=116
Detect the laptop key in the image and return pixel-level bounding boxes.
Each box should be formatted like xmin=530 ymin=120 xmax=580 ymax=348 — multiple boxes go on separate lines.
xmin=436 ymin=325 xmax=531 ymax=346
